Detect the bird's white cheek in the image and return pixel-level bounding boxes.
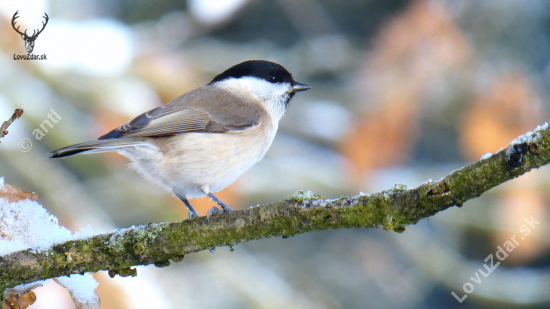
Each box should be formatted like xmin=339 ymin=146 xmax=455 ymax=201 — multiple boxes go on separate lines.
xmin=263 ymin=98 xmax=287 ymax=123
xmin=216 ymin=77 xmax=290 ymax=123
xmin=255 ymin=83 xmax=292 ymax=123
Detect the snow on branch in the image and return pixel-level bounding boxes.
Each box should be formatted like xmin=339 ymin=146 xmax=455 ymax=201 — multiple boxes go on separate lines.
xmin=1 ymin=122 xmax=550 ymax=303
xmin=0 ymin=180 xmax=99 ymax=308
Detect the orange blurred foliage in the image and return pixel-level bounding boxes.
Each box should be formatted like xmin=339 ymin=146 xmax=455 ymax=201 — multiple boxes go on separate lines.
xmin=459 ymin=74 xmax=541 ymax=160
xmin=494 ymin=175 xmax=547 ymax=264
xmin=94 ymin=273 xmax=127 ymax=309
xmin=183 ymin=184 xmax=241 ymax=216
xmin=133 ymin=53 xmax=201 ymax=102
xmin=341 ymin=0 xmax=472 ymax=177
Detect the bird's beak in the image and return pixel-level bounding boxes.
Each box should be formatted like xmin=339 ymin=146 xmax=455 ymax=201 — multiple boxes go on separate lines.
xmin=293 ymin=82 xmax=311 ymax=92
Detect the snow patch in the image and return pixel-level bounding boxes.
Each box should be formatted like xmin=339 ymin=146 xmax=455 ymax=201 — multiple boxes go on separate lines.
xmin=480 ymin=152 xmax=492 ymax=160
xmin=508 ymin=122 xmax=548 ymax=148
xmin=55 ymin=274 xmax=100 ymax=306
xmin=0 ymin=193 xmax=99 ymax=307
xmin=0 ymin=198 xmax=96 ymax=256
xmin=0 ymin=198 xmax=71 ymax=255
xmin=504 ymin=122 xmax=549 ymax=167
xmin=4 ymin=280 xmax=47 ymax=296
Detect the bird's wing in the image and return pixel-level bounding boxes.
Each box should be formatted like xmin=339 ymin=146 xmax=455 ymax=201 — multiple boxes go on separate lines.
xmin=99 ymin=86 xmax=264 ymax=139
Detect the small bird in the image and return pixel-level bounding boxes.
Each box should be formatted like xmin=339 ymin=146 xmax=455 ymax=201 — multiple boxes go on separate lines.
xmin=50 ymin=60 xmax=310 ymax=218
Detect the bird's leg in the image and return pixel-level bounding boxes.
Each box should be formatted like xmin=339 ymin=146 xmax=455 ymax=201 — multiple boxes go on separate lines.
xmin=175 ymin=193 xmax=200 ymax=219
xmin=206 ymin=193 xmax=233 ymax=218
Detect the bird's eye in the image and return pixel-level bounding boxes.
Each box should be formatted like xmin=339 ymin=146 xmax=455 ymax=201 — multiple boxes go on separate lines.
xmin=268 ymin=74 xmax=279 ymax=83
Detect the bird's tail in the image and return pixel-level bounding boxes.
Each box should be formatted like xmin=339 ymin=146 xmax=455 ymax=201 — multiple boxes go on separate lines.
xmin=49 ymin=138 xmax=148 ymax=158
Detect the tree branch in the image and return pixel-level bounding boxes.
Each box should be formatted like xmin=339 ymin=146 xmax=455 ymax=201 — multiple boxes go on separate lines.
xmin=1 ymin=123 xmax=549 ymax=298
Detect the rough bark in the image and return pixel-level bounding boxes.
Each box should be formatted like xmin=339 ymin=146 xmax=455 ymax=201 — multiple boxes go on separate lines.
xmin=1 ymin=123 xmax=549 ymax=300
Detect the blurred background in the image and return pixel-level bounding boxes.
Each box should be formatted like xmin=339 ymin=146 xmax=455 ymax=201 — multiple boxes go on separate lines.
xmin=1 ymin=0 xmax=550 ymax=308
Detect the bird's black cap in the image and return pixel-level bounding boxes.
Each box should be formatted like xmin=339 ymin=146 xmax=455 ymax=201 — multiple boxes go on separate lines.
xmin=209 ymin=60 xmax=295 ymax=85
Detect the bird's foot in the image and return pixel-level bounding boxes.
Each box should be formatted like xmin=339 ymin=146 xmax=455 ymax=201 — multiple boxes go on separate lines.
xmin=175 ymin=194 xmax=200 ymax=220
xmin=206 ymin=206 xmax=224 ymax=219
xmin=188 ymin=209 xmax=200 ymax=220
xmin=207 ymin=193 xmax=233 ymax=213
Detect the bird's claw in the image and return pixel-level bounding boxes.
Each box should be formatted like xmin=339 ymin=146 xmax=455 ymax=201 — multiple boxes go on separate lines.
xmin=188 ymin=210 xmax=200 ymax=220
xmin=206 ymin=206 xmax=223 ymax=219
xmin=206 ymin=204 xmax=233 ymax=219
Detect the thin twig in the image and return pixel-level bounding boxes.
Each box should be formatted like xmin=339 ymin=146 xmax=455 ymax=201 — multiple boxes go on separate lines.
xmin=0 ymin=108 xmax=24 ymax=142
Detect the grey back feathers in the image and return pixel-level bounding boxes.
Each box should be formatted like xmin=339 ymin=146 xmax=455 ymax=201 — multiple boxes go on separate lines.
xmin=49 ymin=85 xmax=265 ymax=158
xmin=99 ymin=86 xmax=264 ymax=139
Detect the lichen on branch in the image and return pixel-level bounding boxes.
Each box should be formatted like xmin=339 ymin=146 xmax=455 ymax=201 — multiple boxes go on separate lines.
xmin=1 ymin=122 xmax=550 ymax=301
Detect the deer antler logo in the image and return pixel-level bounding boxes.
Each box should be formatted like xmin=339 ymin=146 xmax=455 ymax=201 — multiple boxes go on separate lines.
xmin=11 ymin=10 xmax=49 ymax=54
